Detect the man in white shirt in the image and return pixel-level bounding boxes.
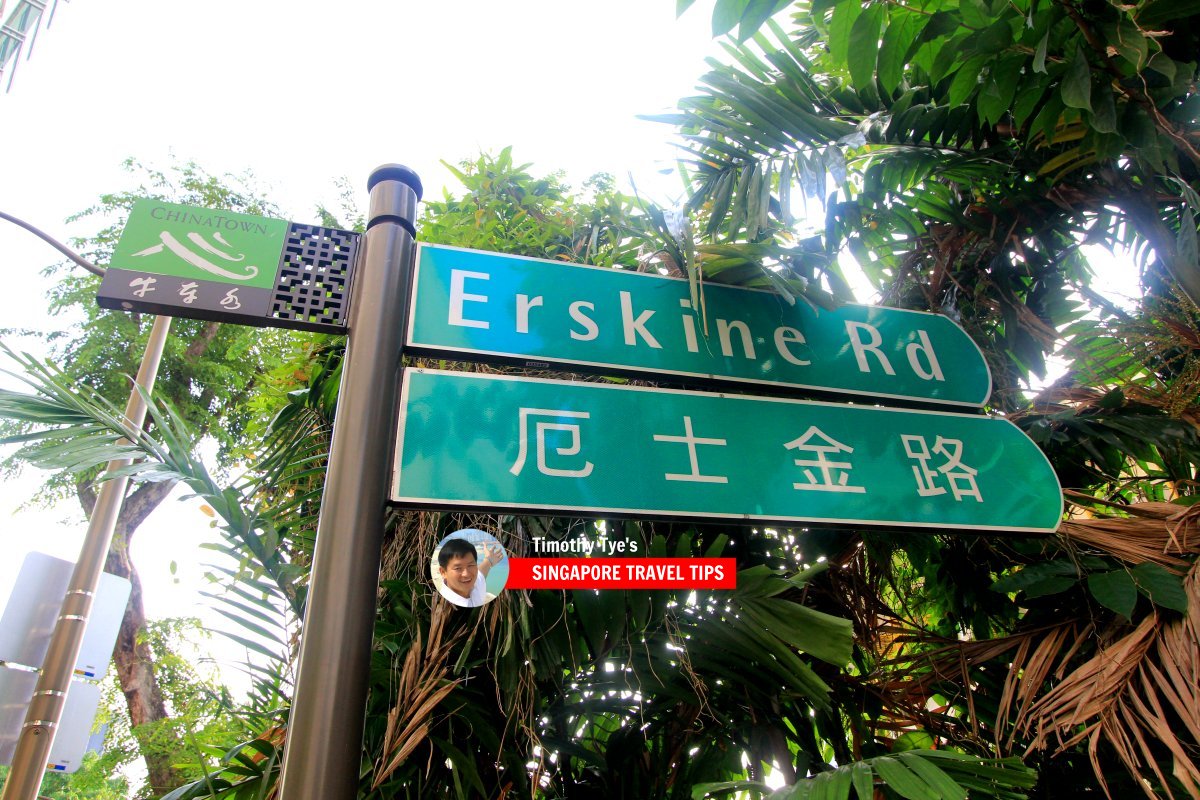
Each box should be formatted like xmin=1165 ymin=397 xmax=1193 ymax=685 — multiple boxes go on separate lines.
xmin=436 ymin=536 xmax=503 ymax=607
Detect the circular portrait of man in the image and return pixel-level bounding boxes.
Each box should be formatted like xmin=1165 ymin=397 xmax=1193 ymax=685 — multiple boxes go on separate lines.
xmin=430 ymin=529 xmax=508 ymax=608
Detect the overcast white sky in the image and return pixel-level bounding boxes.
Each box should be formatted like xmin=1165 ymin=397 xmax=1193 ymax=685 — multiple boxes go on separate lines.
xmin=0 ymin=0 xmax=728 ymax=673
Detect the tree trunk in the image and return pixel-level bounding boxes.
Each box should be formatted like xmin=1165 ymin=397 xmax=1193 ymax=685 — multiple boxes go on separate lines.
xmin=78 ymin=478 xmax=184 ymax=795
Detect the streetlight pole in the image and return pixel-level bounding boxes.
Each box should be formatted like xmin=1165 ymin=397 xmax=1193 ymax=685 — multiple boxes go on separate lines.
xmin=0 ymin=211 xmax=172 ymax=800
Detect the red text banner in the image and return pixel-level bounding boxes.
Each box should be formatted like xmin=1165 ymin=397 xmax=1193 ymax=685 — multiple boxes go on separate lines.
xmin=506 ymin=558 xmax=736 ymax=590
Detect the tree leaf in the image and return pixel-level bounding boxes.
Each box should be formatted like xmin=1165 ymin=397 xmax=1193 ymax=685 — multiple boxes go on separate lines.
xmin=850 ymin=762 xmax=874 ymax=800
xmin=847 ymin=5 xmax=884 ymax=89
xmin=1131 ymin=562 xmax=1190 ymax=612
xmin=1104 ymin=20 xmax=1149 ymax=70
xmin=1178 ymin=205 xmax=1198 ymax=274
xmin=810 ymin=767 xmax=851 ymax=800
xmin=992 ymin=559 xmax=1081 ymax=593
xmin=872 ymin=756 xmax=938 ymax=800
xmin=907 ymin=10 xmax=961 ymax=61
xmin=1090 ymin=82 xmax=1117 ymax=133
xmin=948 ymin=54 xmax=989 ymax=107
xmin=713 ymin=0 xmax=751 ymax=37
xmin=1061 ymin=44 xmax=1093 ymax=111
xmin=1087 ymin=569 xmax=1138 ymax=618
xmin=736 ymin=0 xmax=790 ymax=42
xmin=960 ymin=0 xmax=991 ymax=28
xmin=1033 ymin=30 xmax=1049 ymax=73
xmin=825 ymin=146 xmax=847 ymax=186
xmin=1012 ymin=82 xmax=1049 ymax=129
xmin=828 ymin=0 xmax=864 ymax=70
xmin=706 ymin=169 xmax=736 ymax=237
xmin=1024 ymin=575 xmax=1079 ymax=598
xmin=1147 ymin=52 xmax=1177 ymax=83
xmin=778 ymin=154 xmax=794 ymax=225
xmin=976 ymin=17 xmax=1014 ymax=54
xmin=693 ymin=780 xmax=771 ymax=799
xmin=985 ymin=53 xmax=1026 ymax=124
xmin=896 ymin=752 xmax=967 ymax=800
xmin=878 ymin=11 xmax=920 ymax=94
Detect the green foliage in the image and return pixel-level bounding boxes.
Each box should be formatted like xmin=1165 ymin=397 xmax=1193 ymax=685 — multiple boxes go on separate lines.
xmin=691 ymin=750 xmax=1040 ymax=800
xmin=659 ymin=5 xmax=1200 ymax=796
xmin=0 ymin=757 xmax=131 ymax=800
xmin=154 ymin=738 xmax=281 ymax=800
xmin=667 ymin=0 xmax=1200 ymax=408
xmin=695 ymin=0 xmax=792 ymax=42
xmin=420 ymin=148 xmax=645 ymax=268
xmin=993 ymin=555 xmax=1190 ymax=616
xmin=692 ymin=749 xmax=1037 ymax=800
xmin=0 ymin=619 xmax=242 ymax=799
xmin=0 ymin=342 xmax=301 ymax=768
xmin=107 ymin=619 xmax=250 ymax=796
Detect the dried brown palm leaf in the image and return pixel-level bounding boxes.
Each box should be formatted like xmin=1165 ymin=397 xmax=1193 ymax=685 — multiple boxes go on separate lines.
xmin=822 ymin=541 xmax=904 ymax=658
xmin=1018 ymin=564 xmax=1200 ymax=799
xmin=870 ymin=624 xmax=1065 ymax=741
xmin=996 ymin=622 xmax=1089 ymax=753
xmin=373 ymin=602 xmax=468 ymax=789
xmin=1059 ymin=497 xmax=1200 ymax=569
xmin=1020 ymin=615 xmax=1157 ymax=753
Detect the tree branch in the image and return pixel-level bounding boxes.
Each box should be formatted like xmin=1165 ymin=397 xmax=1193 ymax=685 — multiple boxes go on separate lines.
xmin=184 ymin=321 xmax=221 ymax=361
xmin=116 ymin=480 xmax=177 ymax=540
xmin=1057 ymin=0 xmax=1200 ymax=168
xmin=75 ymin=476 xmax=98 ymax=518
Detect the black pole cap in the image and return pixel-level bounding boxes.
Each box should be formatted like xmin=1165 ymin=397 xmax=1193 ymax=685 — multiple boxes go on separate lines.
xmin=368 ymin=164 xmax=423 ymax=200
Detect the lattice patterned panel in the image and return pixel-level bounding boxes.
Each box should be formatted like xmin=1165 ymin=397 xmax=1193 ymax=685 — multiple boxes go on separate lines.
xmin=270 ymin=224 xmax=360 ymax=329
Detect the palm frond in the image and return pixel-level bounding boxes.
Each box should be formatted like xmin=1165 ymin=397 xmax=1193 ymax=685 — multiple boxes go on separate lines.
xmin=373 ymin=603 xmax=467 ymax=788
xmin=1060 ymin=499 xmax=1200 ymax=570
xmin=1017 ymin=565 xmax=1200 ymax=799
xmin=695 ymin=749 xmax=1037 ymax=800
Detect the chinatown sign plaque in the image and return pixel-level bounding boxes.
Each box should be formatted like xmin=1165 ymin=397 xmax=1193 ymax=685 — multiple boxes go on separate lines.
xmin=406 ymin=243 xmax=992 ymax=408
xmin=97 ymin=199 xmax=359 ymax=332
xmin=391 ymin=369 xmax=1061 ymax=533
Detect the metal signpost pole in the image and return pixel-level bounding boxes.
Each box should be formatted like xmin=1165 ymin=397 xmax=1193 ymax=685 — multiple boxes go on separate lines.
xmin=277 ymin=165 xmax=421 ymax=800
xmin=1 ymin=313 xmax=172 ymax=800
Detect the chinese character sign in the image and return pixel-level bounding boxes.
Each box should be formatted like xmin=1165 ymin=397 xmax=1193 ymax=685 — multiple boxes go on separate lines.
xmin=392 ymin=370 xmax=1062 ymax=533
xmin=510 ymin=408 xmax=594 ymax=478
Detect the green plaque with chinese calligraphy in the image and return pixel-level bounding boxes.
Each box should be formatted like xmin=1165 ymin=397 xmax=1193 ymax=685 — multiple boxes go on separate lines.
xmin=109 ymin=199 xmax=289 ymax=289
xmin=392 ymin=369 xmax=1062 ymax=533
xmin=96 ymin=199 xmax=359 ymax=332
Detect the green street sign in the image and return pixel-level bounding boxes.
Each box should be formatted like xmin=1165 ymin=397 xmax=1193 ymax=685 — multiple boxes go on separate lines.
xmin=406 ymin=244 xmax=992 ymax=408
xmin=97 ymin=199 xmax=359 ymax=332
xmin=391 ymin=370 xmax=1062 ymax=533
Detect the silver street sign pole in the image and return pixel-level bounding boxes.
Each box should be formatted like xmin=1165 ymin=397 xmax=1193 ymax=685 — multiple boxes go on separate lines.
xmin=2 ymin=313 xmax=172 ymax=800
xmin=277 ymin=164 xmax=421 ymax=800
